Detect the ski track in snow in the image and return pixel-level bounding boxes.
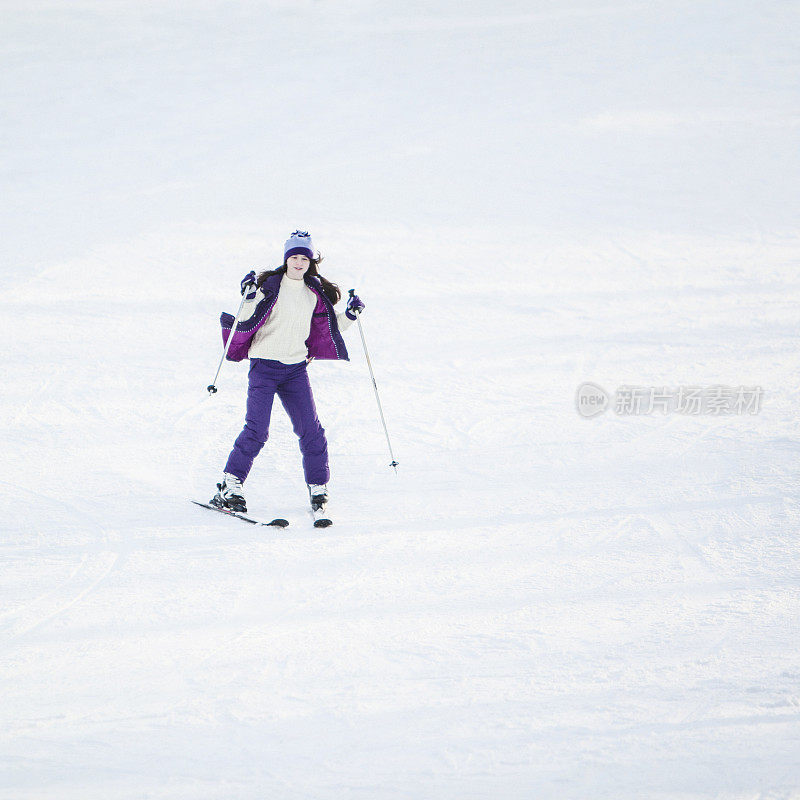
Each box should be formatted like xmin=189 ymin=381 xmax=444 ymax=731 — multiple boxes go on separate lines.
xmin=2 ymin=0 xmax=800 ymax=798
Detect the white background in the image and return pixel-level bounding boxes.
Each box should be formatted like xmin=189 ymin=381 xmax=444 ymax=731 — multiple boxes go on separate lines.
xmin=1 ymin=1 xmax=799 ymax=797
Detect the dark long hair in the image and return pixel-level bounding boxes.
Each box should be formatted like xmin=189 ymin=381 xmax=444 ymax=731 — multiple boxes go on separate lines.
xmin=256 ymin=254 xmax=341 ymax=305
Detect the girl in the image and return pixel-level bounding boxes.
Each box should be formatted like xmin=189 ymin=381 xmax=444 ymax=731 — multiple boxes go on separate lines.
xmin=211 ymin=230 xmax=364 ymax=522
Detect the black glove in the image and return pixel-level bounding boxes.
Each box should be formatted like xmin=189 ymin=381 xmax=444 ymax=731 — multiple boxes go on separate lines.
xmin=346 ymin=293 xmax=365 ymax=320
xmin=240 ymin=270 xmax=257 ymax=295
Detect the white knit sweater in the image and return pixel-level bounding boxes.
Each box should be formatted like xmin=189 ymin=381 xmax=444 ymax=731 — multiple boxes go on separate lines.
xmin=248 ymin=274 xmax=354 ymax=364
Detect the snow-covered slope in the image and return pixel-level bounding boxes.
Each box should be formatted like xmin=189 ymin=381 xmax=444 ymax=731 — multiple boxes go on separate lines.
xmin=2 ymin=2 xmax=799 ymax=798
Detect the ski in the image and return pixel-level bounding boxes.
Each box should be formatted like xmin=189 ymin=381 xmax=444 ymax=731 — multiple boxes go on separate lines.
xmin=191 ymin=500 xmax=289 ymax=528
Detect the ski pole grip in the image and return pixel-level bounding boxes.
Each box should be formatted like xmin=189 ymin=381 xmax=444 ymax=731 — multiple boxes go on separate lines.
xmin=348 ymin=288 xmax=362 ymax=314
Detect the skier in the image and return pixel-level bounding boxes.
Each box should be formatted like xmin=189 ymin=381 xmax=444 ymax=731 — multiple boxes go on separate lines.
xmin=211 ymin=230 xmax=365 ymax=524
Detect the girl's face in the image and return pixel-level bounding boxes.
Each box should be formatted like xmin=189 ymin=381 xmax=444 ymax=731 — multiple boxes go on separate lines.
xmin=286 ymin=254 xmax=311 ymax=280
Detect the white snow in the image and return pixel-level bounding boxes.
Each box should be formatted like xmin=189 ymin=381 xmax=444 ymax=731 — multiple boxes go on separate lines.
xmin=2 ymin=1 xmax=799 ymax=798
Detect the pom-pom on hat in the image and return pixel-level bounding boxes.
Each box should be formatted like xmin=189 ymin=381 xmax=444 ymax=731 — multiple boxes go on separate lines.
xmin=284 ymin=230 xmax=314 ymax=261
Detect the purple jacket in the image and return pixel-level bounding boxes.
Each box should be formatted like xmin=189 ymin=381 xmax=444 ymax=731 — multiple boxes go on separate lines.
xmin=219 ymin=272 xmax=350 ymax=362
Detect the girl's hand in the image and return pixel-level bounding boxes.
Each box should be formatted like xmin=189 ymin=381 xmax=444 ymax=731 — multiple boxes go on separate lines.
xmin=346 ymin=293 xmax=365 ymax=320
xmin=240 ymin=270 xmax=257 ymax=295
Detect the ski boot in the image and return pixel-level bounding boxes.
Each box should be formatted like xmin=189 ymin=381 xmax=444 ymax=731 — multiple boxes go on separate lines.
xmin=211 ymin=473 xmax=247 ymax=513
xmin=308 ymin=483 xmax=332 ymax=528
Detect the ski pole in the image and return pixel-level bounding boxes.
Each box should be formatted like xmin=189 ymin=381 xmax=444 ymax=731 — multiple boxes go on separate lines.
xmin=207 ymin=286 xmax=252 ymax=394
xmin=349 ymin=289 xmax=399 ymax=473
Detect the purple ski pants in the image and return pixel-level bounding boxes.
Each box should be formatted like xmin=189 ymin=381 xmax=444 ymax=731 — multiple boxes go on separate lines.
xmin=224 ymin=359 xmax=329 ymax=485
